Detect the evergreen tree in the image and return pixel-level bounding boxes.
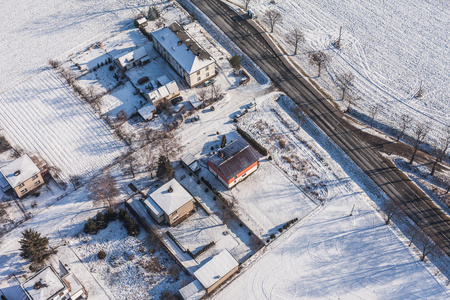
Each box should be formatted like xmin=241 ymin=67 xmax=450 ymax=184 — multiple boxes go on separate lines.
xmin=19 ymin=229 xmax=50 ymax=264
xmin=221 ymin=135 xmax=227 ymax=148
xmin=156 ymin=155 xmax=174 ymax=181
xmin=83 ymin=218 xmax=98 ymax=234
xmin=96 ymin=211 xmax=107 ymax=229
xmin=229 ymin=55 xmax=241 ymax=72
xmin=105 ymin=207 xmax=117 ymax=223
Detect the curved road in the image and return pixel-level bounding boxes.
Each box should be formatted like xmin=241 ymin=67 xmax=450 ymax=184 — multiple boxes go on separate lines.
xmin=184 ymin=0 xmax=450 ymax=255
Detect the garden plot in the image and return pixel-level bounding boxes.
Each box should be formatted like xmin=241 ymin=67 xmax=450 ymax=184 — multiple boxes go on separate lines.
xmin=226 ymin=160 xmax=317 ymax=239
xmin=67 ymin=220 xmax=191 ymax=300
xmin=99 ymin=82 xmax=144 ymax=118
xmin=0 ymin=69 xmax=126 ymax=182
xmin=213 ymin=185 xmax=450 ymax=299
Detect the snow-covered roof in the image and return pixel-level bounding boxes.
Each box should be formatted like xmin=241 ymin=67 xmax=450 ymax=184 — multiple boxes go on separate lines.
xmin=0 ymin=154 xmax=40 ymax=188
xmin=137 ymin=17 xmax=147 ymax=26
xmin=151 ymin=23 xmax=214 ymax=74
xmin=0 ymin=173 xmax=9 ymax=190
xmin=138 ymin=103 xmax=156 ymax=120
xmin=181 ymin=153 xmax=197 ymax=166
xmin=157 ymin=75 xmax=170 ymax=86
xmin=115 ymin=45 xmax=150 ymax=69
xmin=146 ymin=81 xmax=179 ymax=104
xmin=143 ymin=198 xmax=164 ymax=218
xmin=149 ymin=179 xmax=193 ymax=216
xmin=166 ymin=81 xmax=179 ymax=95
xmin=179 ymin=279 xmax=206 ymax=300
xmin=22 ymin=266 xmax=67 ymax=300
xmin=63 ymin=273 xmax=83 ymax=297
xmin=193 ymin=250 xmax=238 ymax=289
xmin=188 ymin=94 xmax=203 ymax=109
xmin=157 ymin=85 xmax=170 ymax=99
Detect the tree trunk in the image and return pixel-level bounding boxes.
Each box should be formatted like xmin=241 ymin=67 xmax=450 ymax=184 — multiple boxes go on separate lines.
xmin=294 ymin=42 xmax=298 ymax=55
xmin=341 ymin=87 xmax=346 ymax=100
xmin=318 ymin=63 xmax=321 ymax=77
xmin=430 ymin=159 xmax=439 ymax=176
xmin=410 ymin=147 xmax=418 ymax=164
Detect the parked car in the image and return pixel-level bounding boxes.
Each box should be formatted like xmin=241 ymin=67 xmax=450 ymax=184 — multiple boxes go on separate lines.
xmin=210 ymin=106 xmax=215 ymax=111
xmin=171 ymin=96 xmax=183 ymax=106
xmin=239 ymin=77 xmax=250 ymax=86
xmin=138 ymin=76 xmax=149 ymax=85
xmin=204 ymin=79 xmax=215 ymax=87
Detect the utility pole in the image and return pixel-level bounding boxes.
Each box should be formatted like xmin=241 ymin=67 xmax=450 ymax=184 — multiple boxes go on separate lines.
xmin=334 ymin=26 xmax=342 ymax=49
xmin=349 ymin=204 xmax=355 ymax=216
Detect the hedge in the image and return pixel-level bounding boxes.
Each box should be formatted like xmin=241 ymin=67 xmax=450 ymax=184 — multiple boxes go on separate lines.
xmin=187 ymin=241 xmax=215 ymax=259
xmin=236 ymin=127 xmax=268 ymax=156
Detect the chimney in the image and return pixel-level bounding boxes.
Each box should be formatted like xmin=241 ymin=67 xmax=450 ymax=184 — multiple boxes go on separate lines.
xmin=177 ymin=41 xmax=182 ymax=46
xmin=168 ymin=186 xmax=173 ymax=193
xmin=34 ymin=282 xmax=40 ymax=290
xmin=14 ymin=170 xmax=21 ymax=176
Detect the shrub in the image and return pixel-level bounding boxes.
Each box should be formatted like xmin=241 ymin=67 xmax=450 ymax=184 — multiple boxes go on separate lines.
xmin=118 ymin=208 xmax=127 ymax=221
xmin=266 ymin=239 xmax=270 ymax=243
xmin=278 ymin=228 xmax=283 ymax=233
xmin=187 ymin=241 xmax=215 ymax=259
xmin=283 ymin=224 xmax=288 ymax=230
xmin=105 ymin=207 xmax=117 ymax=222
xmin=279 ymin=139 xmax=286 ymax=148
xmin=237 ymin=127 xmax=268 ymax=156
xmin=48 ymin=59 xmax=60 ymax=68
xmin=268 ymin=155 xmax=272 ymax=161
xmin=97 ymin=250 xmax=106 ymax=260
xmin=109 ymin=65 xmax=115 ymax=71
xmin=148 ymin=6 xmax=160 ymax=21
xmin=270 ymin=233 xmax=276 ymax=239
xmin=0 ymin=135 xmax=11 ymax=152
xmin=83 ymin=218 xmax=98 ymax=234
xmin=96 ymin=211 xmax=107 ymax=229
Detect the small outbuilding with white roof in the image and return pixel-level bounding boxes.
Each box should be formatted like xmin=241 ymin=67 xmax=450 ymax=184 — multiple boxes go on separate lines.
xmin=114 ymin=45 xmax=151 ymax=71
xmin=148 ymin=178 xmax=195 ymax=226
xmin=192 ymin=250 xmax=239 ymax=294
xmin=137 ymin=102 xmax=156 ymax=121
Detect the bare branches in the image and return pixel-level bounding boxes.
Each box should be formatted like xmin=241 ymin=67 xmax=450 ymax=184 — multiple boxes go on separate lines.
xmin=288 ymin=28 xmax=305 ymax=55
xmin=89 ymin=171 xmax=119 ymax=208
xmin=309 ymin=51 xmax=330 ymax=77
xmin=381 ymin=200 xmax=402 ymax=225
xmin=210 ymin=83 xmax=222 ymax=102
xmin=265 ymin=9 xmax=282 ymax=33
xmin=154 ymin=130 xmax=183 ymax=160
xmin=368 ymin=104 xmax=380 ymax=127
xmin=336 ymin=72 xmax=354 ymax=99
xmin=48 ymin=59 xmax=60 ymax=69
xmin=409 ymin=122 xmax=430 ymax=164
xmin=397 ymin=114 xmax=412 ymax=141
xmin=197 ymin=88 xmax=209 ymax=104
xmin=416 ymin=230 xmax=439 ymax=261
xmin=344 ymin=92 xmax=360 ymax=113
xmin=431 ymin=128 xmax=450 ymax=175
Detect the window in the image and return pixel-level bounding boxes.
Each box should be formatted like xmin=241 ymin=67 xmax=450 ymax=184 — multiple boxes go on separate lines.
xmin=197 ymin=71 xmax=201 ymax=75
xmin=20 ymin=188 xmax=28 ymax=194
xmin=18 ymin=183 xmax=24 ymax=188
xmin=172 ymin=210 xmax=178 ymax=215
xmin=173 ymin=215 xmax=179 ymax=221
xmin=206 ymin=66 xmax=209 ymax=71
xmin=34 ymin=180 xmax=41 ymax=185
xmin=197 ymin=77 xmax=201 ymax=82
xmin=206 ymin=73 xmax=209 ymax=77
xmin=32 ymin=174 xmax=38 ymax=180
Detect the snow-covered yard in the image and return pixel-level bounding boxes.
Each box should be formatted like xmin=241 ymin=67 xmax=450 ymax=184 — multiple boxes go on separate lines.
xmin=213 ymin=189 xmax=450 ymax=299
xmin=0 ymin=69 xmax=126 ymax=182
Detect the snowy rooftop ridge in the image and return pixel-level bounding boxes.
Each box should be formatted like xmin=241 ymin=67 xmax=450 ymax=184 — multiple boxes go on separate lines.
xmin=22 ymin=265 xmax=67 ymax=300
xmin=193 ymin=250 xmax=238 ymax=289
xmin=151 ymin=22 xmax=214 ymax=74
xmin=149 ymin=179 xmax=193 ymax=216
xmin=115 ymin=44 xmax=150 ymax=69
xmin=0 ymin=154 xmax=40 ymax=188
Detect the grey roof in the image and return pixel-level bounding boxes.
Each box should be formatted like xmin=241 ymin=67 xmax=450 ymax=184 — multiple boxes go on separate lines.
xmin=149 ymin=179 xmax=193 ymax=215
xmin=193 ymin=250 xmax=238 ymax=289
xmin=22 ymin=265 xmax=67 ymax=300
xmin=208 ymin=138 xmax=262 ymax=180
xmin=0 ymin=154 xmax=40 ymax=188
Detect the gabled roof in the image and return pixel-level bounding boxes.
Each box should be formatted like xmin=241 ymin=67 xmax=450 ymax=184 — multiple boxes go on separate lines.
xmin=193 ymin=250 xmax=238 ymax=289
xmin=188 ymin=94 xmax=202 ymax=109
xmin=151 ymin=22 xmax=214 ymax=74
xmin=143 ymin=198 xmax=164 ymax=218
xmin=22 ymin=266 xmax=67 ymax=300
xmin=208 ymin=138 xmax=262 ymax=180
xmin=0 ymin=154 xmax=40 ymax=188
xmin=115 ymin=45 xmax=150 ymax=68
xmin=179 ymin=279 xmax=206 ymax=300
xmin=138 ymin=103 xmax=156 ymax=120
xmin=149 ymin=179 xmax=193 ymax=216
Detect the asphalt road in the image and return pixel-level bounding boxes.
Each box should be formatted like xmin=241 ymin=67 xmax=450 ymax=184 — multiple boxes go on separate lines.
xmin=185 ymin=0 xmax=450 ymax=255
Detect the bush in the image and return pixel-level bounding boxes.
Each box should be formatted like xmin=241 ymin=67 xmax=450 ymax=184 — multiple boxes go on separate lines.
xmin=279 ymin=139 xmax=286 ymax=148
xmin=270 ymin=233 xmax=276 ymax=239
xmin=268 ymin=155 xmax=272 ymax=161
xmin=278 ymin=228 xmax=283 ymax=233
xmin=118 ymin=208 xmax=127 ymax=221
xmin=83 ymin=218 xmax=98 ymax=234
xmin=109 ymin=65 xmax=115 ymax=71
xmin=0 ymin=135 xmax=11 ymax=152
xmin=237 ymin=127 xmax=268 ymax=156
xmin=120 ymin=212 xmax=140 ymax=237
xmin=148 ymin=6 xmax=160 ymax=21
xmin=187 ymin=241 xmax=215 ymax=259
xmin=97 ymin=250 xmax=106 ymax=260
xmin=96 ymin=211 xmax=107 ymax=229
xmin=105 ymin=207 xmax=117 ymax=222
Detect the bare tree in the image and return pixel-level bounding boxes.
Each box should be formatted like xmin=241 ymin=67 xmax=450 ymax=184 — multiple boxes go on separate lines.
xmin=292 ymin=106 xmax=304 ymax=129
xmin=89 ymin=171 xmax=119 ymax=208
xmin=48 ymin=59 xmax=60 ymax=69
xmin=397 ymin=114 xmax=412 ymax=141
xmin=381 ymin=200 xmax=402 ymax=225
xmin=368 ymin=104 xmax=380 ymax=127
xmin=415 ymin=80 xmax=424 ymax=98
xmin=309 ymin=51 xmax=330 ymax=77
xmin=430 ymin=129 xmax=450 ymax=176
xmin=60 ymin=68 xmax=76 ymax=85
xmin=336 ymin=72 xmax=354 ymax=99
xmin=344 ymin=92 xmax=360 ymax=113
xmin=288 ymin=28 xmax=305 ymax=55
xmin=197 ymin=88 xmax=209 ymax=105
xmin=265 ymin=9 xmax=282 ymax=33
xmin=115 ymin=126 xmax=133 ymax=145
xmin=409 ymin=122 xmax=430 ymax=164
xmin=210 ymin=83 xmax=223 ymax=101
xmin=243 ymin=0 xmax=252 ymax=10
xmin=155 ymin=130 xmax=183 ymax=160
xmin=415 ymin=230 xmax=438 ymax=261
xmin=122 ymin=155 xmax=136 ymax=178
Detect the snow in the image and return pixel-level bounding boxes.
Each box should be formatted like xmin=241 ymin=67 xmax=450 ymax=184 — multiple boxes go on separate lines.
xmin=149 ymin=178 xmax=193 ymax=216
xmin=0 ymin=69 xmax=126 ymax=182
xmin=246 ymin=0 xmax=449 ymax=148
xmin=0 ymin=155 xmax=40 ymax=188
xmin=22 ymin=266 xmax=66 ymax=300
xmin=179 ymin=279 xmax=206 ymax=300
xmin=193 ymin=249 xmax=238 ymax=289
xmin=143 ymin=198 xmax=164 ymax=219
xmin=138 ymin=103 xmax=156 ymax=121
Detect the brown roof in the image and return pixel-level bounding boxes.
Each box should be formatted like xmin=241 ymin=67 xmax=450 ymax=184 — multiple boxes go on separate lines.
xmin=209 ymin=138 xmax=262 ymax=180
xmin=168 ymin=22 xmax=212 ymax=61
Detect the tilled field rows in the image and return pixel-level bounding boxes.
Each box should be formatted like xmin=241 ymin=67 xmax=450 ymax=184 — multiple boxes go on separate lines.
xmin=0 ymin=69 xmax=125 ymax=182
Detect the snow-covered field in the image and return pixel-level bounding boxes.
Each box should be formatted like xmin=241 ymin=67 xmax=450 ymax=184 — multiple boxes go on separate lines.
xmin=0 ymin=69 xmax=125 ymax=182
xmin=246 ymin=0 xmax=449 ymax=148
xmin=213 ymin=189 xmax=449 ymax=299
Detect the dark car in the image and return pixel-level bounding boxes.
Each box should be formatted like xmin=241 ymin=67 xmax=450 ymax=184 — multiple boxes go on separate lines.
xmin=171 ymin=96 xmax=183 ymax=106
xmin=138 ymin=76 xmax=149 ymax=85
